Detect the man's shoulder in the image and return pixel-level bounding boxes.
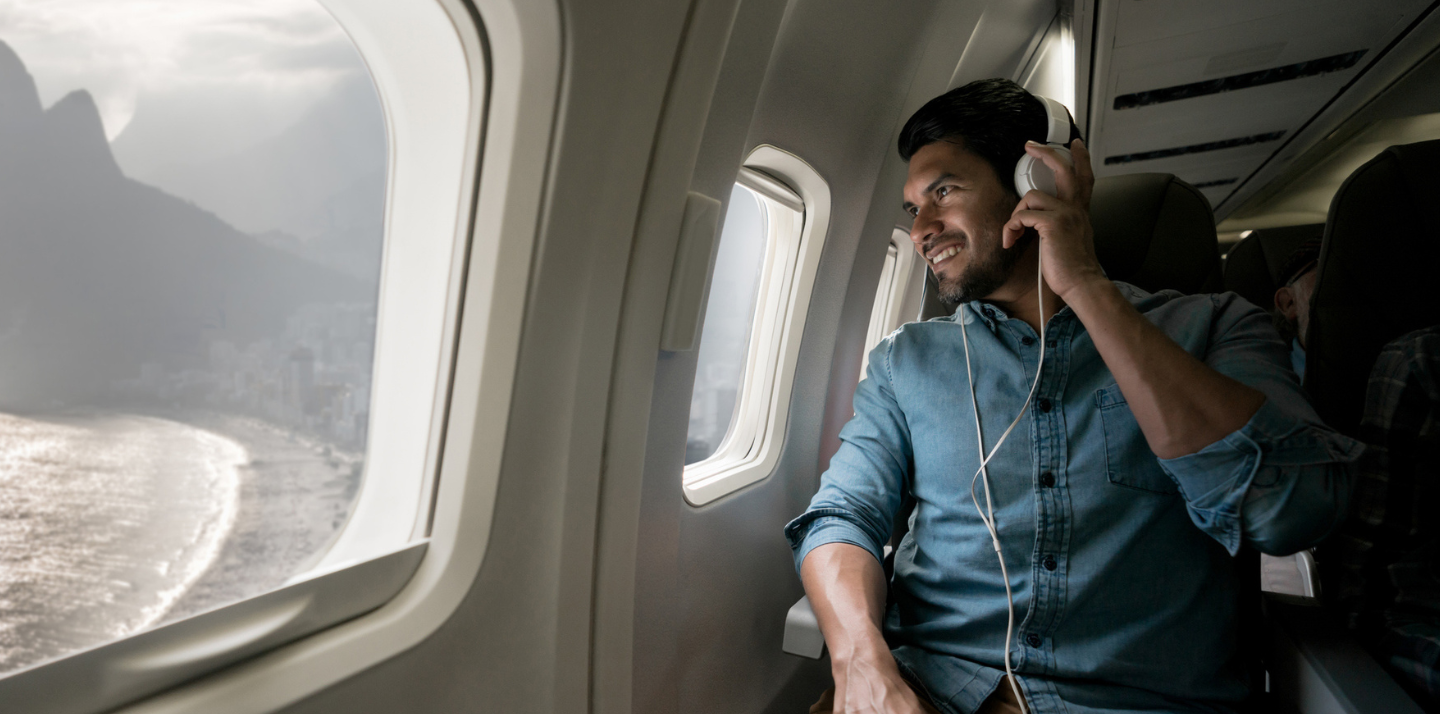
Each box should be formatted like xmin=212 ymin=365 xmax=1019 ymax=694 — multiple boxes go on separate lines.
xmin=1113 ymin=281 xmax=1265 ymax=325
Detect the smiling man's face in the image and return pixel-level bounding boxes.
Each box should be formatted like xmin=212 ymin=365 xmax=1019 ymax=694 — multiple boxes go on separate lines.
xmin=902 ymin=139 xmax=1029 ymax=304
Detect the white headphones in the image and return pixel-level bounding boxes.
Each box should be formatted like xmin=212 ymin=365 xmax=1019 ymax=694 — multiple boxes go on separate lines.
xmin=1012 ymin=95 xmax=1075 ymax=198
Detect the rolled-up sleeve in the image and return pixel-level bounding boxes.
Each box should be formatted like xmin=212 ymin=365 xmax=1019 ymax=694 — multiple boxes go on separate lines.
xmin=784 ymin=337 xmax=912 ymax=574
xmin=1159 ymin=294 xmax=1363 ymax=556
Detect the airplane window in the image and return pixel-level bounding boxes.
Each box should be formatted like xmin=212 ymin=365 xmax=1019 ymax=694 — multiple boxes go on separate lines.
xmin=686 ymin=185 xmax=767 ymax=465
xmin=683 ymin=150 xmax=830 ymax=506
xmin=860 ymin=229 xmax=925 ymax=379
xmin=0 ymin=0 xmax=385 ymax=676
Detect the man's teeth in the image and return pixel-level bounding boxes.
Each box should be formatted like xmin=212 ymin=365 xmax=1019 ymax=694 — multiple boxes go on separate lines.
xmin=930 ymin=245 xmax=960 ymax=264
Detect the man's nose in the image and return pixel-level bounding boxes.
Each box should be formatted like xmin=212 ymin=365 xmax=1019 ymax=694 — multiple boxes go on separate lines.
xmin=909 ymin=205 xmax=941 ymax=248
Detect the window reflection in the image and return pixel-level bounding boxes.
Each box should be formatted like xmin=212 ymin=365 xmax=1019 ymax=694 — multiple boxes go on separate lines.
xmin=0 ymin=0 xmax=384 ymax=674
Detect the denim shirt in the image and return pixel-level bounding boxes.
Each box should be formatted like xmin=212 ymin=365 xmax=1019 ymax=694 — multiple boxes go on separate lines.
xmin=785 ymin=283 xmax=1362 ymax=714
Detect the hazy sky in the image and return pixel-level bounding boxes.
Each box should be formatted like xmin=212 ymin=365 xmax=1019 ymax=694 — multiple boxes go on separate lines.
xmin=0 ymin=0 xmax=365 ymax=141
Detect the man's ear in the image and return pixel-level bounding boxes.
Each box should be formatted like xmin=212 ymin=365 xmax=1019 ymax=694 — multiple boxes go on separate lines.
xmin=1274 ymin=286 xmax=1297 ymax=319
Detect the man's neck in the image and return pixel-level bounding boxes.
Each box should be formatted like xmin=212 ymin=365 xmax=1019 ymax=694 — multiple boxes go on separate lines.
xmin=985 ymin=247 xmax=1065 ymax=333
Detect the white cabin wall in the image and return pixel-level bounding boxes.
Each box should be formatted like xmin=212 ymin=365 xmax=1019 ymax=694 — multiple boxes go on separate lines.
xmin=618 ymin=2 xmax=794 ymax=713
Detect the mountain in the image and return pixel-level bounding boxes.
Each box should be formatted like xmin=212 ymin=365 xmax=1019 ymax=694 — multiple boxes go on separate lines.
xmin=0 ymin=41 xmax=370 ymax=409
xmin=252 ymin=168 xmax=386 ymax=281
xmin=111 ymin=74 xmax=387 ymax=280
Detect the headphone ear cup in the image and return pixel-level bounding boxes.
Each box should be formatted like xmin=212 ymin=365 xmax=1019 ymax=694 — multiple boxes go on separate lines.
xmin=1013 ymin=146 xmax=1073 ymax=198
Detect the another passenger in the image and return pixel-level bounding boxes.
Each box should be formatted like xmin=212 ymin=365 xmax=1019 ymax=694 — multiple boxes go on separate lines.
xmin=786 ymin=78 xmax=1362 ymax=714
xmin=1322 ymin=325 xmax=1440 ymax=710
xmin=1270 ymin=238 xmax=1322 ymax=378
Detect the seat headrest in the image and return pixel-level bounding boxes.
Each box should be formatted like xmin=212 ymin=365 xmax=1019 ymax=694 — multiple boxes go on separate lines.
xmin=1221 ymin=224 xmax=1324 ymax=312
xmin=1306 ymin=139 xmax=1440 ymax=436
xmin=1088 ymin=173 xmax=1222 ymax=295
xmin=919 ymin=172 xmax=1221 ymax=320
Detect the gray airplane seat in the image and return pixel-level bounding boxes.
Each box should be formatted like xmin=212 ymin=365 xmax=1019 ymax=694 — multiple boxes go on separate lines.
xmin=920 ymin=172 xmax=1221 ymax=320
xmin=1306 ymin=138 xmax=1440 ymax=438
xmin=1221 ymin=224 xmax=1325 ymax=313
xmin=1260 ymin=140 xmax=1440 ymax=714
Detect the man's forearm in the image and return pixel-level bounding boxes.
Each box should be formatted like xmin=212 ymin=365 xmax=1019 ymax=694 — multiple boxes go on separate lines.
xmin=1063 ymin=278 xmax=1265 ymax=459
xmin=800 ymin=542 xmax=890 ymax=663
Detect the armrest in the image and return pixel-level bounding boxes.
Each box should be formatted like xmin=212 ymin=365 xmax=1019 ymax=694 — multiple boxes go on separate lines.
xmin=1295 ymin=550 xmax=1320 ymax=598
xmin=1261 ymin=550 xmax=1321 ymax=600
xmin=783 ymin=596 xmax=825 ymax=659
xmin=1264 ymin=594 xmax=1424 ymax=713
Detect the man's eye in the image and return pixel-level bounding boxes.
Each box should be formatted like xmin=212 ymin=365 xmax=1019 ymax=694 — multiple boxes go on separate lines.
xmin=907 ymin=207 xmax=918 ymax=217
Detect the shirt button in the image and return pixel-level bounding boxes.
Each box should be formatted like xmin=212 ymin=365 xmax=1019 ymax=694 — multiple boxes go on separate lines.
xmin=1020 ymin=336 xmax=1035 ymax=346
xmin=1039 ymin=471 xmax=1055 ymax=488
xmin=1038 ymin=398 xmax=1052 ymax=413
xmin=1026 ymin=633 xmax=1042 ymax=648
xmin=1044 ymin=555 xmax=1057 ymax=571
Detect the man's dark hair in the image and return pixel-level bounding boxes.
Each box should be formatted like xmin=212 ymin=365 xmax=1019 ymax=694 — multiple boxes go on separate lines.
xmin=898 ymin=78 xmax=1079 ymax=195
xmin=1275 ymin=238 xmax=1322 ymax=288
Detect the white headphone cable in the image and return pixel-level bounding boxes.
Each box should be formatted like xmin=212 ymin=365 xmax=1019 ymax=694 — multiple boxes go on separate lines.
xmin=958 ymin=245 xmax=1045 ymax=714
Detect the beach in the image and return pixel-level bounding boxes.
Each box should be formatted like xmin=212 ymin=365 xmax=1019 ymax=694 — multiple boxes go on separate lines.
xmin=0 ymin=409 xmax=361 ymax=673
xmin=160 ymin=412 xmax=363 ymax=622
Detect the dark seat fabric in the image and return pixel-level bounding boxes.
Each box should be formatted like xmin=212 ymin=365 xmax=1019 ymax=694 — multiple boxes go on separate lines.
xmin=1306 ymin=139 xmax=1440 ymax=437
xmin=1089 ymin=172 xmax=1224 ymax=295
xmin=1222 ymin=224 xmax=1324 ymax=313
xmin=919 ymin=173 xmax=1221 ymax=320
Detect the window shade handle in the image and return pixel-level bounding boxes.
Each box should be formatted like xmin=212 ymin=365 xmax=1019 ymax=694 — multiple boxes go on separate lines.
xmin=660 ymin=191 xmax=723 ymax=351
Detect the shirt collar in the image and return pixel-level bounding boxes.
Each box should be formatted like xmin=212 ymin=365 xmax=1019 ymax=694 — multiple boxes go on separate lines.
xmin=957 ymin=299 xmax=1076 ymax=329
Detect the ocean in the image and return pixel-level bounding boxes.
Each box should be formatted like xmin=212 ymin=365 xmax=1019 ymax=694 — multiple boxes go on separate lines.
xmin=0 ymin=412 xmax=246 ymax=674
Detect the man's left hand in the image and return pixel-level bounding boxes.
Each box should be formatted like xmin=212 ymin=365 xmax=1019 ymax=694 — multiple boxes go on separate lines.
xmin=1002 ymin=138 xmax=1108 ymax=301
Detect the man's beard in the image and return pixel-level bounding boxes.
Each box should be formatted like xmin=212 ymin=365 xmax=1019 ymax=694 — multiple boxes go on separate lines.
xmin=936 ymin=229 xmax=1035 ymax=305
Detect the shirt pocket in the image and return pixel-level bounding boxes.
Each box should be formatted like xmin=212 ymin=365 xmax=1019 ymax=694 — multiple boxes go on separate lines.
xmin=1094 ymin=384 xmax=1177 ymax=495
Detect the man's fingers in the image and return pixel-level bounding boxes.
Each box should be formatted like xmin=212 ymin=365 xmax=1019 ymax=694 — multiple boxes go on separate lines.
xmin=1006 ymin=208 xmax=1047 ymax=232
xmin=1025 ymin=141 xmax=1078 ymax=202
xmin=1004 ymin=195 xmax=1040 ymax=248
xmin=1004 ymin=208 xmax=1050 ymax=249
xmin=1017 ymin=189 xmax=1062 ymax=211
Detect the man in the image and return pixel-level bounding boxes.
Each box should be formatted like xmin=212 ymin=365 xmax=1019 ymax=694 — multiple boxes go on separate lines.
xmin=785 ymin=78 xmax=1361 ymax=714
xmin=1271 ymin=239 xmax=1322 ymax=377
xmin=1322 ymin=325 xmax=1440 ymax=710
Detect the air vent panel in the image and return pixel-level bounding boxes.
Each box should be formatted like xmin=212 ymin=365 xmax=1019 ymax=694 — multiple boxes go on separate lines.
xmin=1105 ymin=132 xmax=1286 ymax=166
xmin=1114 ymin=51 xmax=1367 ymax=110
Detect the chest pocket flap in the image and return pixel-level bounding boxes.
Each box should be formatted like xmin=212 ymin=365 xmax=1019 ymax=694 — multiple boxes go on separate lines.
xmin=1094 ymin=384 xmax=1178 ymax=495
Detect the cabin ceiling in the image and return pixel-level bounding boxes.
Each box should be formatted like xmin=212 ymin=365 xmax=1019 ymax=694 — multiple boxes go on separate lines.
xmin=1084 ymin=0 xmax=1436 ymax=235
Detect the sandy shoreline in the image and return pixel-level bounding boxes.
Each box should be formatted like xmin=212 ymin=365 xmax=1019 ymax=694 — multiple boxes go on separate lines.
xmin=154 ymin=410 xmax=363 ymax=623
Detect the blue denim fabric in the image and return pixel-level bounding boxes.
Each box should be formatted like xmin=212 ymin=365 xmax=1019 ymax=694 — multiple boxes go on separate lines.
xmin=785 ymin=283 xmax=1362 ymax=714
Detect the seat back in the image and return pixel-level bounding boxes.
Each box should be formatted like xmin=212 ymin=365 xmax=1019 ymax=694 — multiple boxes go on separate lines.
xmin=1306 ymin=139 xmax=1440 ymax=437
xmin=1222 ymin=224 xmax=1324 ymax=313
xmin=919 ymin=172 xmax=1221 ymax=320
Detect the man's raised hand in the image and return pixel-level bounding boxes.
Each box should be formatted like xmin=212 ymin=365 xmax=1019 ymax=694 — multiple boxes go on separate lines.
xmin=1002 ymin=138 xmax=1108 ymax=301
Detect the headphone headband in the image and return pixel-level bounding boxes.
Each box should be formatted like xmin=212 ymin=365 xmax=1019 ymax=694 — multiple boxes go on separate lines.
xmin=1036 ymin=95 xmax=1071 ymax=146
xmin=1013 ymin=93 xmax=1074 ymax=198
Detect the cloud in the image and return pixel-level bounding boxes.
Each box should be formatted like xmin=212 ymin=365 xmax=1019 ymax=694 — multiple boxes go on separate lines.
xmin=0 ymin=0 xmax=363 ymax=139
